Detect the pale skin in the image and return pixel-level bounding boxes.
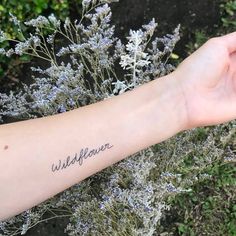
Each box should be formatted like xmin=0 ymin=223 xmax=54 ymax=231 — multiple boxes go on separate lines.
xmin=0 ymin=32 xmax=236 ymax=221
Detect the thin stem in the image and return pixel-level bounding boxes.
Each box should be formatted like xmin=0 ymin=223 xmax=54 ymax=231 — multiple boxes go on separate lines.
xmin=79 ymin=2 xmax=105 ymax=25
xmin=39 ymin=29 xmax=58 ymax=66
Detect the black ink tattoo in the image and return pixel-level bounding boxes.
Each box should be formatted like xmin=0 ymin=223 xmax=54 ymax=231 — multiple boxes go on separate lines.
xmin=51 ymin=143 xmax=113 ymax=173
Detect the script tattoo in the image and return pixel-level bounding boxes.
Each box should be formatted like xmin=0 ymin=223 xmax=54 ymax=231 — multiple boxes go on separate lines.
xmin=51 ymin=143 xmax=113 ymax=173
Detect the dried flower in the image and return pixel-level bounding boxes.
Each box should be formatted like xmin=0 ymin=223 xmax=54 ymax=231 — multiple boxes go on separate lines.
xmin=1 ymin=1 xmax=212 ymax=236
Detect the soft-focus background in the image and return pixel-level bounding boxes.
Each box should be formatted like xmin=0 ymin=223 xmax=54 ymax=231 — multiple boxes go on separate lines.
xmin=0 ymin=0 xmax=235 ymax=235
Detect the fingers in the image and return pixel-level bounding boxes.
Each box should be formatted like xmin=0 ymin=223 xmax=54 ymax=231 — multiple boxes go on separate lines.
xmin=220 ymin=32 xmax=236 ymax=53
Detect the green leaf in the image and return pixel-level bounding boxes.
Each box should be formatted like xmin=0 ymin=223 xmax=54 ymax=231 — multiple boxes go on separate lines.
xmin=19 ymin=54 xmax=31 ymax=62
xmin=178 ymin=223 xmax=188 ymax=233
xmin=0 ymin=67 xmax=4 ymax=77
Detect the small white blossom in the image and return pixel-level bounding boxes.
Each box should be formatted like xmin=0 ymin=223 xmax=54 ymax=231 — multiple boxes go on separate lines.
xmin=112 ymin=79 xmax=128 ymax=94
xmin=0 ymin=2 xmax=199 ymax=236
xmin=142 ymin=18 xmax=158 ymax=37
xmin=64 ymin=17 xmax=71 ymax=28
xmin=32 ymin=36 xmax=41 ymax=47
xmin=5 ymin=49 xmax=14 ymax=57
xmin=24 ymin=16 xmax=50 ymax=28
xmin=0 ymin=48 xmax=6 ymax=55
xmin=9 ymin=12 xmax=21 ymax=27
xmin=120 ymin=29 xmax=151 ymax=86
xmin=15 ymin=40 xmax=31 ymax=55
xmin=0 ymin=30 xmax=8 ymax=42
xmin=46 ymin=34 xmax=55 ymax=44
xmin=82 ymin=0 xmax=91 ymax=9
xmin=48 ymin=14 xmax=60 ymax=28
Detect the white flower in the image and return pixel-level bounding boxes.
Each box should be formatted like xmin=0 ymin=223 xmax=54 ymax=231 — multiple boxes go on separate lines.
xmin=15 ymin=40 xmax=31 ymax=55
xmin=0 ymin=48 xmax=6 ymax=55
xmin=142 ymin=18 xmax=158 ymax=37
xmin=46 ymin=34 xmax=56 ymax=44
xmin=6 ymin=49 xmax=14 ymax=57
xmin=24 ymin=16 xmax=50 ymax=28
xmin=9 ymin=13 xmax=21 ymax=26
xmin=112 ymin=79 xmax=128 ymax=94
xmin=0 ymin=30 xmax=7 ymax=42
xmin=64 ymin=17 xmax=71 ymax=28
xmin=0 ymin=4 xmax=186 ymax=236
xmin=82 ymin=0 xmax=91 ymax=9
xmin=119 ymin=29 xmax=150 ymax=86
xmin=32 ymin=36 xmax=41 ymax=47
xmin=48 ymin=14 xmax=60 ymax=28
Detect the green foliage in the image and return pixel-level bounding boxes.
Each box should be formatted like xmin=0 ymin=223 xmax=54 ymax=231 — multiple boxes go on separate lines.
xmin=0 ymin=0 xmax=69 ymax=38
xmin=221 ymin=0 xmax=236 ymax=28
xmin=186 ymin=0 xmax=236 ymax=56
xmin=0 ymin=0 xmax=71 ymax=81
xmin=186 ymin=30 xmax=208 ymax=55
xmin=158 ymin=159 xmax=236 ymax=236
xmin=189 ymin=127 xmax=209 ymax=142
xmin=154 ymin=121 xmax=236 ymax=236
xmin=169 ymin=4 xmax=236 ymax=229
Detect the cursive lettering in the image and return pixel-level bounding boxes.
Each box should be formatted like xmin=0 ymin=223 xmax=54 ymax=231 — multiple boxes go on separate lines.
xmin=51 ymin=143 xmax=113 ymax=173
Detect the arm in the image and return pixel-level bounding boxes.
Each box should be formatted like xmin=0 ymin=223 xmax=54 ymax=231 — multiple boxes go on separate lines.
xmin=1 ymin=32 xmax=236 ymax=221
xmin=0 ymin=73 xmax=187 ymax=221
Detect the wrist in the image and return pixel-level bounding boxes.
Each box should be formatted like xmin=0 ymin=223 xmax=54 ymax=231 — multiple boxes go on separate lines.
xmin=151 ymin=72 xmax=189 ymax=137
xmin=100 ymin=72 xmax=189 ymax=153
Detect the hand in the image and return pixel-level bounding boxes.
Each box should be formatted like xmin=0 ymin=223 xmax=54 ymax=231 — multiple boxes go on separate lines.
xmin=173 ymin=32 xmax=236 ymax=129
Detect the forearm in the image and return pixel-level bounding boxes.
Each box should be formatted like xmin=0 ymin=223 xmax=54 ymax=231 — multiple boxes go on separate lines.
xmin=0 ymin=72 xmax=187 ymax=220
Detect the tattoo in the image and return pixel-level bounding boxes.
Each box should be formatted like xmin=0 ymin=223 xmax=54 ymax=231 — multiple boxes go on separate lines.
xmin=51 ymin=143 xmax=113 ymax=173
